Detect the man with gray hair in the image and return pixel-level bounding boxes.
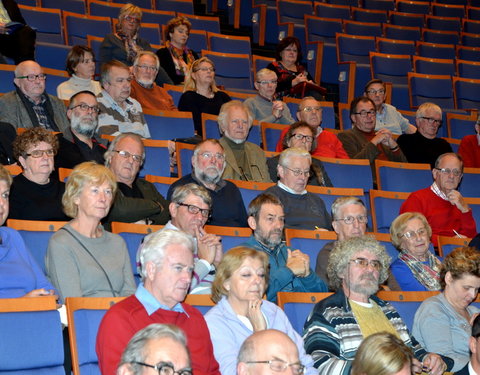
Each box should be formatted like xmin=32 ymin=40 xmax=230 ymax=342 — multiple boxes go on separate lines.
xmin=97 ymin=229 xmax=220 ymax=375
xmin=97 ymin=60 xmax=150 ymax=138
xmin=167 ymin=139 xmax=248 ymax=227
xmin=244 ymin=68 xmax=294 ymax=124
xmin=218 ymin=100 xmax=271 ymax=182
xmin=130 ymin=51 xmax=177 ymax=111
xmin=264 ymin=147 xmax=331 ymax=230
xmin=397 ymin=102 xmax=452 ymax=167
xmin=117 ymin=323 xmax=191 ymax=375
xmin=303 ymin=235 xmax=452 ymax=375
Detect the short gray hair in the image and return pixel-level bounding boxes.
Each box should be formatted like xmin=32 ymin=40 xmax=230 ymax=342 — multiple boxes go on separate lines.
xmin=434 ymin=152 xmax=463 ymax=172
xmin=255 ymin=68 xmax=276 ymax=82
xmin=416 ymin=102 xmax=442 ymax=119
xmin=118 ymin=323 xmax=188 ymax=375
xmin=171 ymin=183 xmax=212 ymax=208
xmin=217 ymin=101 xmax=253 ymax=135
xmin=278 ymin=147 xmax=311 ymax=168
xmin=104 ymin=133 xmax=145 ymax=167
xmin=331 ymin=196 xmax=366 ymax=221
xmin=133 ymin=50 xmax=160 ymax=69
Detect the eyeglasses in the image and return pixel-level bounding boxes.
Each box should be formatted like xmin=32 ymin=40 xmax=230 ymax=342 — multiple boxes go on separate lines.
xmin=353 ymin=110 xmax=376 ymax=118
xmin=199 ymin=152 xmax=225 ymax=161
xmin=194 ymin=67 xmax=215 ymax=73
xmin=136 ymin=65 xmax=158 ymax=72
xmin=113 ymin=150 xmax=143 ymax=163
xmin=402 ymin=227 xmax=428 ymax=239
xmin=257 ymin=79 xmax=277 ymax=85
xmin=334 ymin=215 xmax=368 ymax=225
xmin=420 ymin=116 xmax=442 ymax=126
xmin=125 ymin=15 xmax=140 ymax=23
xmin=366 ymin=89 xmax=385 ymax=95
xmin=282 ymin=165 xmax=310 ymax=177
xmin=70 ymin=103 xmax=101 ymax=113
xmin=349 ymin=257 xmax=382 ymax=271
xmin=291 ymin=134 xmax=314 ymax=143
xmin=245 ymin=360 xmax=305 ymax=375
xmin=434 ymin=167 xmax=462 ymax=177
xmin=300 ymin=106 xmax=322 ymax=113
xmin=177 ymin=202 xmax=210 ymax=218
xmin=25 ymin=149 xmax=56 ymax=158
xmin=16 ymin=74 xmax=47 ymax=81
xmin=131 ymin=362 xmax=192 ymax=375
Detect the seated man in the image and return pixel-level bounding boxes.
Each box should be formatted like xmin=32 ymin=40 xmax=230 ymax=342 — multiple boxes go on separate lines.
xmin=130 ymin=51 xmax=177 ymax=111
xmin=117 ymin=323 xmax=191 ymax=375
xmin=242 ymin=193 xmax=328 ymax=303
xmin=96 ymin=229 xmax=220 ymax=375
xmin=0 ymin=60 xmax=69 ymax=132
xmin=275 ymin=96 xmax=349 ymax=158
xmin=397 ymin=102 xmax=452 ymax=167
xmin=338 ymin=96 xmax=407 ymax=172
xmin=105 ymin=132 xmax=169 ymax=225
xmin=303 ymin=235 xmax=453 ymax=375
xmin=218 ymin=100 xmax=271 ymax=183
xmin=97 ymin=60 xmax=150 ymax=138
xmin=364 ymin=79 xmax=416 ymax=135
xmin=56 ymin=90 xmax=107 ymax=170
xmin=244 ymin=68 xmax=294 ymax=125
xmin=264 ymin=147 xmax=331 ymax=230
xmin=454 ymin=315 xmax=480 ymax=375
xmin=400 ymin=152 xmax=477 ymax=246
xmin=167 ymin=139 xmax=248 ymax=227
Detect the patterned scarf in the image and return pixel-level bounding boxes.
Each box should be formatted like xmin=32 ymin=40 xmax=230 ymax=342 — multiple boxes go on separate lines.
xmin=116 ymin=30 xmax=141 ymax=64
xmin=398 ymin=250 xmax=442 ymax=291
xmin=165 ymin=40 xmax=195 ymax=76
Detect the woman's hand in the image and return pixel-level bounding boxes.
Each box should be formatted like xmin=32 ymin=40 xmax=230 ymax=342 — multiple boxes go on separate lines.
xmin=246 ymin=298 xmax=266 ymax=332
xmin=292 ymin=72 xmax=307 ymax=87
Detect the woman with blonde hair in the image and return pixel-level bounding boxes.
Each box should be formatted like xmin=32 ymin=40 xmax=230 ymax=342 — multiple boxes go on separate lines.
xmin=178 ymin=57 xmax=231 ymax=135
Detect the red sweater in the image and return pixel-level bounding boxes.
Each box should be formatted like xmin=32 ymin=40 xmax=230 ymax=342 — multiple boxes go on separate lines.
xmin=96 ymin=295 xmax=220 ymax=375
xmin=459 ymin=134 xmax=480 ymax=168
xmin=400 ymin=187 xmax=477 ymax=246
xmin=275 ymin=128 xmax=350 ymax=158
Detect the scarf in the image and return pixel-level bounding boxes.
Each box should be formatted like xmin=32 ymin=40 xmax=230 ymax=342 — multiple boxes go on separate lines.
xmin=165 ymin=40 xmax=195 ymax=76
xmin=116 ymin=30 xmax=141 ymax=63
xmin=398 ymin=250 xmax=442 ymax=291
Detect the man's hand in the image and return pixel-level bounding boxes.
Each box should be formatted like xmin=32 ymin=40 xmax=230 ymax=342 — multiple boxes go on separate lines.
xmin=196 ymin=227 xmax=222 ymax=265
xmin=371 ymin=128 xmax=397 ymax=149
xmin=272 ymin=100 xmax=286 ymax=119
xmin=421 ymin=353 xmax=448 ymax=375
xmin=286 ymin=249 xmax=308 ymax=277
xmin=447 ymin=190 xmax=470 ymax=213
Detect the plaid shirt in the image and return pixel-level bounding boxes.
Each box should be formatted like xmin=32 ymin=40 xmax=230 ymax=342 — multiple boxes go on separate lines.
xmin=26 ymin=94 xmax=56 ymax=131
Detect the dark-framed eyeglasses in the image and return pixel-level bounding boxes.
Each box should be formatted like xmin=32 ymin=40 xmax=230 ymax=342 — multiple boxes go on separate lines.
xmin=353 ymin=110 xmax=376 ymax=118
xmin=16 ymin=73 xmax=47 ymax=81
xmin=434 ymin=167 xmax=462 ymax=177
xmin=366 ymin=89 xmax=385 ymax=95
xmin=125 ymin=15 xmax=141 ymax=23
xmin=177 ymin=202 xmax=210 ymax=218
xmin=334 ymin=215 xmax=368 ymax=225
xmin=420 ymin=116 xmax=442 ymax=126
xmin=245 ymin=360 xmax=305 ymax=375
xmin=291 ymin=133 xmax=314 ymax=143
xmin=130 ymin=362 xmax=192 ymax=375
xmin=70 ymin=103 xmax=101 ymax=114
xmin=25 ymin=149 xmax=56 ymax=158
xmin=349 ymin=257 xmax=382 ymax=271
xmin=113 ymin=150 xmax=143 ymax=163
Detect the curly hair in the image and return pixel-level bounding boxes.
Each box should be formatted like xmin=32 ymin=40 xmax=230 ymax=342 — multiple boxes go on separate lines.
xmin=13 ymin=127 xmax=59 ymax=163
xmin=327 ymin=235 xmax=391 ymax=291
xmin=390 ymin=212 xmax=432 ymax=250
xmin=165 ymin=16 xmax=191 ymax=41
xmin=116 ymin=3 xmax=142 ymax=34
xmin=440 ymin=246 xmax=480 ymax=289
xmin=281 ymin=121 xmax=317 ymax=152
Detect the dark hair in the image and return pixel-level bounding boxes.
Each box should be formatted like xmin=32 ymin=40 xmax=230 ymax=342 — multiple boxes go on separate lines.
xmin=165 ymin=16 xmax=191 ymax=41
xmin=69 ymin=90 xmax=97 ymax=107
xmin=364 ymin=79 xmax=385 ymax=94
xmin=473 ymin=315 xmax=480 ymax=338
xmin=349 ymin=96 xmax=376 ymax=119
xmin=275 ymin=36 xmax=303 ymax=64
xmin=248 ymin=193 xmax=283 ymax=220
xmin=281 ymin=121 xmax=317 ymax=152
xmin=65 ymin=45 xmax=96 ymax=76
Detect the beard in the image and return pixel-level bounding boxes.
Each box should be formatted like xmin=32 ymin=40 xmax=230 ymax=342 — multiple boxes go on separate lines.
xmin=347 ymin=272 xmax=380 ymax=297
xmin=254 ymin=227 xmax=283 ymax=249
xmin=195 ymin=165 xmax=225 ymax=185
xmin=71 ymin=113 xmax=97 ymax=138
xmin=136 ymin=78 xmax=155 ymax=87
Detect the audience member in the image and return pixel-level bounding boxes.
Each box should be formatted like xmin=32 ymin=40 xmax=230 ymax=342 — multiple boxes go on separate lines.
xmin=205 ymin=247 xmax=316 ymax=375
xmin=130 ymin=50 xmax=177 ymax=111
xmin=364 ymin=79 xmax=416 ymax=135
xmin=0 ymin=121 xmax=16 ymax=165
xmin=0 ymin=60 xmax=69 ymax=132
xmin=218 ymin=101 xmax=271 ymax=182
xmin=267 ymin=121 xmax=332 ymax=186
xmin=453 ymin=315 xmax=480 ymax=375
xmin=390 ymin=212 xmax=441 ymax=291
xmin=242 ymin=193 xmax=328 ymax=302
xmin=56 ymin=90 xmax=107 ymax=170
xmin=156 ymin=16 xmax=198 ymax=85
xmin=413 ymin=247 xmax=480 ymax=372
xmin=96 ymin=229 xmax=220 ymax=375
xmin=178 ymin=57 xmax=231 ymax=136
xmin=117 ymin=323 xmax=191 ymax=375
xmin=0 ymin=164 xmax=57 ymax=298
xmin=397 ymin=102 xmax=452 ymax=167
xmin=167 ymin=139 xmax=247 ymax=227
xmin=0 ymin=0 xmax=35 ymax=64
xmin=338 ymin=97 xmax=407 ymax=173
xmin=244 ymin=68 xmax=294 ymax=124
xmin=237 ymin=330 xmax=304 ymax=375
xmin=46 ymin=162 xmax=135 ymax=301
xmin=400 ymin=153 xmax=477 ymax=246
xmin=57 ymin=45 xmax=102 ymax=100
xmin=97 ymin=60 xmax=150 ymax=138
xmin=275 ymin=97 xmax=349 ymax=158
xmin=9 ymin=127 xmax=69 ymax=221
xmin=104 ymin=133 xmax=169 ymax=225
xmin=303 ymin=235 xmax=452 ymax=375
xmin=264 ymin=148 xmax=331 ymax=230
xmin=458 ymin=118 xmax=480 ymax=168
xmin=471 ymin=234 xmax=480 ymax=251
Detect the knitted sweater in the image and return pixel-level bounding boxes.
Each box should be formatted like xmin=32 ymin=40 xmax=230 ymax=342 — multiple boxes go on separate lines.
xmin=244 ymin=95 xmax=294 ymax=124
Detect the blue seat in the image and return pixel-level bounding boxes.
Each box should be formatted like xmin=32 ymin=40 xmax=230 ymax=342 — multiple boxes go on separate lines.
xmin=317 ymin=157 xmax=374 ymax=191
xmin=162 ymin=84 xmax=183 ymax=107
xmin=207 ymin=32 xmax=252 ymax=56
xmin=144 ymin=175 xmax=179 ymax=198
xmin=463 ymin=20 xmax=480 ymax=35
xmin=140 ymin=9 xmax=175 ymax=25
xmin=467 ymin=5 xmax=480 ymax=20
xmin=42 ymin=0 xmax=86 ymax=13
xmin=363 ymin=0 xmax=394 ymax=11
xmin=285 ymin=229 xmax=339 ymax=266
xmin=261 ymin=122 xmax=286 ymax=152
xmin=144 ymin=110 xmax=195 ymax=141
xmin=432 ymin=3 xmax=466 ymax=18
xmin=314 ymin=2 xmax=351 ymax=19
xmin=112 ymin=0 xmax=152 ymax=8
xmin=19 ymin=5 xmax=64 ymax=44
xmin=44 ymin=67 xmax=70 ymax=97
xmin=307 ymin=186 xmax=366 ymax=218
xmin=175 ymin=142 xmax=195 ymax=177
xmin=63 ymin=11 xmax=112 ymax=46
xmin=178 ymin=13 xmax=220 ymax=34
xmin=369 ymin=189 xmax=410 ymax=233
xmin=396 ymin=1 xmax=430 ymax=15
xmin=277 ymin=0 xmax=313 ymax=25
xmin=416 ymin=41 xmax=456 ymax=60
xmin=461 ymin=32 xmax=480 ymax=48
xmin=389 ymin=11 xmax=425 ymax=28
xmin=446 ymin=112 xmax=477 ymax=140
xmin=373 ymin=232 xmax=399 ymax=263
xmin=413 ymin=56 xmax=455 ymax=77
xmin=453 ymin=77 xmax=480 ymax=111
xmin=456 ymin=60 xmax=480 ymax=80
xmin=154 ymin=0 xmax=194 ymax=13
xmin=343 ymin=20 xmax=383 ymax=37
xmin=425 ymin=15 xmax=461 ymax=33
xmin=35 ymin=42 xmax=70 ymax=71
xmin=305 ymin=15 xmax=343 ymax=45
xmin=376 ymin=37 xmax=415 ymax=55
xmin=459 ymin=169 xmax=480 ymax=198
xmin=230 ymin=180 xmax=275 ymax=210
xmin=205 ymin=225 xmax=253 ymax=252
xmin=141 ymin=139 xmax=171 ymax=178
xmin=437 ymin=236 xmax=472 ymax=258
xmin=88 ymin=0 xmax=124 ymax=18
xmin=408 ymin=72 xmax=454 ymax=109
xmin=138 ymin=23 xmax=162 ymax=46
xmin=422 ymin=29 xmax=460 ymax=45
xmin=375 ymin=160 xmax=432 ymax=193
xmin=382 ymin=24 xmax=421 ymax=42
xmin=457 ymin=46 xmax=480 ymax=62
xmin=351 ymin=7 xmax=388 ymax=23
xmin=0 ymin=64 xmax=15 ymax=93
xmin=188 ymin=30 xmax=208 ymax=55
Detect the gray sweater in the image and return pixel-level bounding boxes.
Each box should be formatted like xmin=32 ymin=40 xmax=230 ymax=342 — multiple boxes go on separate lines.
xmin=244 ymin=95 xmax=294 ymax=124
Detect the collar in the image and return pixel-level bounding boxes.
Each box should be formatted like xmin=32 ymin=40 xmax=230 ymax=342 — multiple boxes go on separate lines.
xmin=257 ymin=94 xmax=274 ymax=102
xmin=99 ymin=90 xmax=133 ymax=114
xmin=135 ymin=283 xmax=188 ymax=316
xmin=277 ymin=181 xmax=307 ymax=195
xmin=430 ymin=182 xmax=449 ymax=201
xmin=191 ymin=171 xmax=226 ymax=192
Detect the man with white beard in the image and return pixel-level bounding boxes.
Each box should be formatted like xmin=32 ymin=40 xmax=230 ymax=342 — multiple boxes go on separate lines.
xmin=167 ymin=139 xmax=248 ymax=227
xmin=55 ymin=90 xmax=107 ymax=169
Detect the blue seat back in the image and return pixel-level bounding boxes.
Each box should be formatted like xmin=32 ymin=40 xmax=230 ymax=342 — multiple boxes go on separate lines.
xmin=408 ymin=73 xmax=454 ymax=109
xmin=141 ymin=144 xmax=170 ymax=177
xmin=386 ymin=300 xmax=420 ymax=331
xmin=17 ymin=230 xmax=56 ymax=273
xmin=65 ymin=13 xmax=112 ymax=46
xmin=283 ymin=301 xmax=314 ymax=334
xmin=288 ymin=235 xmax=336 ymax=265
xmin=377 ymin=164 xmax=432 ymax=193
xmin=178 ymin=146 xmax=194 ymax=177
xmin=0 ymin=65 xmax=15 ymax=93
xmin=371 ymin=193 xmax=407 ymax=233
xmin=320 ymin=159 xmax=374 ymax=191
xmin=116 ymin=231 xmax=147 ymax=284
xmin=155 ymin=0 xmax=194 ymax=13
xmin=454 ymin=78 xmax=480 ymax=111
xmin=20 ymin=6 xmax=64 ymax=44
xmin=36 ymin=42 xmax=70 ymax=71
xmin=459 ymin=171 xmax=480 ymax=197
xmin=263 ymin=126 xmax=284 ymax=152
xmin=236 ymin=183 xmax=275 ymax=210
xmin=203 ymin=51 xmax=253 ymax=91
xmin=144 ymin=113 xmax=195 ymax=140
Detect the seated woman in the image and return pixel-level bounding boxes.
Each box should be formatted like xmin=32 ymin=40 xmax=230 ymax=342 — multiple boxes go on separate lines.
xmin=178 ymin=57 xmax=231 ymax=136
xmin=9 ymin=127 xmax=69 ymax=221
xmin=267 ymin=121 xmax=332 ymax=186
xmin=267 ymin=36 xmax=322 ymax=100
xmin=458 ymin=119 xmax=480 ymax=168
xmin=46 ymin=161 xmax=136 ymax=301
xmin=57 ymin=45 xmax=102 ymax=100
xmin=352 ymin=332 xmax=413 ymax=375
xmin=156 ymin=16 xmax=198 ymax=85
xmin=0 ymin=164 xmax=57 ymax=298
xmin=390 ymin=212 xmax=442 ymax=291
xmin=205 ymin=246 xmax=317 ymax=375
xmin=413 ymin=246 xmax=480 ymax=372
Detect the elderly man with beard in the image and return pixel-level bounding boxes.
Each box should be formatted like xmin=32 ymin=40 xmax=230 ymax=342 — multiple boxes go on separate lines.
xmin=56 ymin=90 xmax=107 ymax=170
xmin=303 ymin=235 xmax=452 ymax=375
xmin=167 ymin=139 xmax=248 ymax=227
